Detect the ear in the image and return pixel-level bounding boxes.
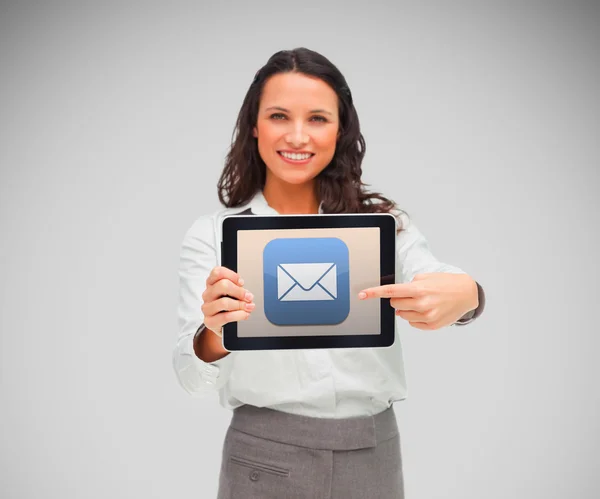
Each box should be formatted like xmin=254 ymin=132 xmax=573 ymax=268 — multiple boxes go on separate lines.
xmin=253 ymin=127 xmax=258 ymax=138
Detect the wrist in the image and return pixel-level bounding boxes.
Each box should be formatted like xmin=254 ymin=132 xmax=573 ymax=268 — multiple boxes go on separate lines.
xmin=206 ymin=324 xmax=223 ymax=338
xmin=454 ymin=281 xmax=485 ymax=325
xmin=468 ymin=278 xmax=479 ymax=311
xmin=193 ymin=324 xmax=229 ymax=361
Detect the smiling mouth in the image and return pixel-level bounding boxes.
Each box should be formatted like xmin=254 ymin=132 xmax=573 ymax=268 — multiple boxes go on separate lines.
xmin=277 ymin=151 xmax=315 ymax=162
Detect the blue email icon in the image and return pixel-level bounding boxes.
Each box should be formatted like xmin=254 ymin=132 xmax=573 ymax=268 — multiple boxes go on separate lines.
xmin=263 ymin=237 xmax=350 ymax=326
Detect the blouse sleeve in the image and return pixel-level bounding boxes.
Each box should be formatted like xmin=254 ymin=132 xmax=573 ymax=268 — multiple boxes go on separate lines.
xmin=172 ymin=215 xmax=235 ymax=397
xmin=395 ymin=212 xmax=485 ymax=324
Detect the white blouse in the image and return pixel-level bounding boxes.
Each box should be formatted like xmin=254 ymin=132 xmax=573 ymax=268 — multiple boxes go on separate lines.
xmin=172 ymin=191 xmax=479 ymax=419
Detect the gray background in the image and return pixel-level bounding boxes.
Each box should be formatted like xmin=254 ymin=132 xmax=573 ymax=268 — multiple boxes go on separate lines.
xmin=1 ymin=0 xmax=598 ymax=498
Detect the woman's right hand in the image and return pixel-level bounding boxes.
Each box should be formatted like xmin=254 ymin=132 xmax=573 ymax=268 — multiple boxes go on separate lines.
xmin=201 ymin=266 xmax=255 ymax=335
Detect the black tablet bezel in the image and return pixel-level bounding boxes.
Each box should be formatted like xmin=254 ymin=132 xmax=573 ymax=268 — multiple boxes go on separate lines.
xmin=221 ymin=214 xmax=396 ymax=351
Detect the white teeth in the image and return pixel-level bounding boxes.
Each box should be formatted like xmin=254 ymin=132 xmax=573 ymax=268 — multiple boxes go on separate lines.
xmin=280 ymin=152 xmax=312 ymax=161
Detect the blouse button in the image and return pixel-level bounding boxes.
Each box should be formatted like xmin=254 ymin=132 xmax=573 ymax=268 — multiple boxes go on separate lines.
xmin=249 ymin=470 xmax=260 ymax=481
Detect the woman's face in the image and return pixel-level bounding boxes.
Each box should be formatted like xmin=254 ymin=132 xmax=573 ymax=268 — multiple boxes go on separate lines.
xmin=253 ymin=72 xmax=340 ymax=187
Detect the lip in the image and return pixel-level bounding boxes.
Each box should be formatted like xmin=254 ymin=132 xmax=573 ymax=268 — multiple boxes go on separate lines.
xmin=278 ymin=150 xmax=314 ymax=154
xmin=277 ymin=151 xmax=315 ymax=165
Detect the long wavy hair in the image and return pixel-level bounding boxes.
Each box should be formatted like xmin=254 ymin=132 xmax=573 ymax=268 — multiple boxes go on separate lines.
xmin=217 ymin=47 xmax=405 ymax=225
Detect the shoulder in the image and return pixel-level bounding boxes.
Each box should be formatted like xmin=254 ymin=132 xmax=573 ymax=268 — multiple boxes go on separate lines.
xmin=183 ymin=204 xmax=252 ymax=243
xmin=394 ymin=210 xmax=431 ymax=249
xmin=395 ymin=211 xmax=418 ymax=236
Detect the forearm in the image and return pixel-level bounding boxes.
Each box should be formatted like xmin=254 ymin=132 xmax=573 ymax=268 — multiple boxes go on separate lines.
xmin=193 ymin=326 xmax=231 ymax=362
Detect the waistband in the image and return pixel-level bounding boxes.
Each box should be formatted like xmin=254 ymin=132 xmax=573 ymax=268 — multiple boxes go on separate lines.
xmin=229 ymin=404 xmax=398 ymax=451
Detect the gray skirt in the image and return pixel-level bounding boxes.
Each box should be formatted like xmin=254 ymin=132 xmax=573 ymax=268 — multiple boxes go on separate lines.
xmin=217 ymin=404 xmax=404 ymax=499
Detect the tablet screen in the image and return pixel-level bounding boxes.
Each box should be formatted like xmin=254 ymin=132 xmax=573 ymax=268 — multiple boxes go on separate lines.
xmin=236 ymin=227 xmax=381 ymax=338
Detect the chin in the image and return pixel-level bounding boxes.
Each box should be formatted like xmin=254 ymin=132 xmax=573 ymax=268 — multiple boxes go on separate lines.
xmin=268 ymin=166 xmax=318 ymax=185
xmin=278 ymin=171 xmax=319 ymax=186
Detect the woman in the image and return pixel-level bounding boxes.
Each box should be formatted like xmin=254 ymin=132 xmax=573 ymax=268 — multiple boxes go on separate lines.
xmin=174 ymin=48 xmax=485 ymax=498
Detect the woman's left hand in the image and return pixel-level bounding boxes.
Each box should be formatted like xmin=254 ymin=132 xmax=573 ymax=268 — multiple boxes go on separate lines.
xmin=358 ymin=273 xmax=479 ymax=330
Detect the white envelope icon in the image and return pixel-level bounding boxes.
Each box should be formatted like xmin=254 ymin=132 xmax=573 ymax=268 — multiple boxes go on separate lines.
xmin=277 ymin=263 xmax=337 ymax=301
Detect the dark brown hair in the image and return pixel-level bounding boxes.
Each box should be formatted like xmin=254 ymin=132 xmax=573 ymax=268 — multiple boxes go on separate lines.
xmin=217 ymin=47 xmax=405 ymax=224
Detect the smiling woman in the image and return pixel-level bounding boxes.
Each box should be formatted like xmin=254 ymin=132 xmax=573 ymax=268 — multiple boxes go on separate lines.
xmin=217 ymin=48 xmax=400 ymax=216
xmin=253 ymin=73 xmax=339 ymax=195
xmin=173 ymin=47 xmax=485 ymax=499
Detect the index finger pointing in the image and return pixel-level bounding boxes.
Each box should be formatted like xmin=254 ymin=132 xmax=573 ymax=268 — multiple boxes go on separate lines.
xmin=358 ymin=283 xmax=417 ymax=300
xmin=206 ymin=266 xmax=244 ymax=287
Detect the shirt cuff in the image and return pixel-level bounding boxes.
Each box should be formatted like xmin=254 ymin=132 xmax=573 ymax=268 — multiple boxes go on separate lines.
xmin=453 ymin=281 xmax=486 ymax=326
xmin=189 ymin=325 xmax=234 ymax=386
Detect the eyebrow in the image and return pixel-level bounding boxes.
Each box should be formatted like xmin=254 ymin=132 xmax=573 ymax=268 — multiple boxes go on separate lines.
xmin=264 ymin=106 xmax=333 ymax=116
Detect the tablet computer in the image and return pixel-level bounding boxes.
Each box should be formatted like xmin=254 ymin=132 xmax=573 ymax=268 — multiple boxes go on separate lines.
xmin=221 ymin=213 xmax=397 ymax=351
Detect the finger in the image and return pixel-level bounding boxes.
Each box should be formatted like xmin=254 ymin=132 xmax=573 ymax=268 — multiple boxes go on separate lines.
xmin=358 ymin=283 xmax=418 ymax=300
xmin=206 ymin=266 xmax=244 ymax=287
xmin=409 ymin=319 xmax=448 ymax=330
xmin=408 ymin=321 xmax=434 ymax=330
xmin=390 ymin=297 xmax=423 ymax=311
xmin=205 ymin=310 xmax=250 ymax=331
xmin=213 ymin=279 xmax=253 ymax=302
xmin=203 ymin=278 xmax=253 ymax=303
xmin=203 ymin=296 xmax=255 ymax=317
xmin=395 ymin=310 xmax=427 ymax=322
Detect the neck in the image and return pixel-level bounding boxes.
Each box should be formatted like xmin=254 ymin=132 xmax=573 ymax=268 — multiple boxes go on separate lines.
xmin=262 ymin=178 xmax=320 ymax=215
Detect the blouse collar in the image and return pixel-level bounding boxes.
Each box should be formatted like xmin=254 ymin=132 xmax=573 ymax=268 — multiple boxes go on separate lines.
xmin=246 ymin=190 xmax=324 ymax=215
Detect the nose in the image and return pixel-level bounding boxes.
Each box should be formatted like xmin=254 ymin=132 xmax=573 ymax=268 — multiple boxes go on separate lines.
xmin=284 ymin=121 xmax=309 ymax=148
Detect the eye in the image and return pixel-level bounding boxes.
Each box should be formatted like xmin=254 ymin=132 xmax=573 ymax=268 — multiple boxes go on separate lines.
xmin=310 ymin=115 xmax=328 ymax=123
xmin=269 ymin=113 xmax=287 ymax=120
